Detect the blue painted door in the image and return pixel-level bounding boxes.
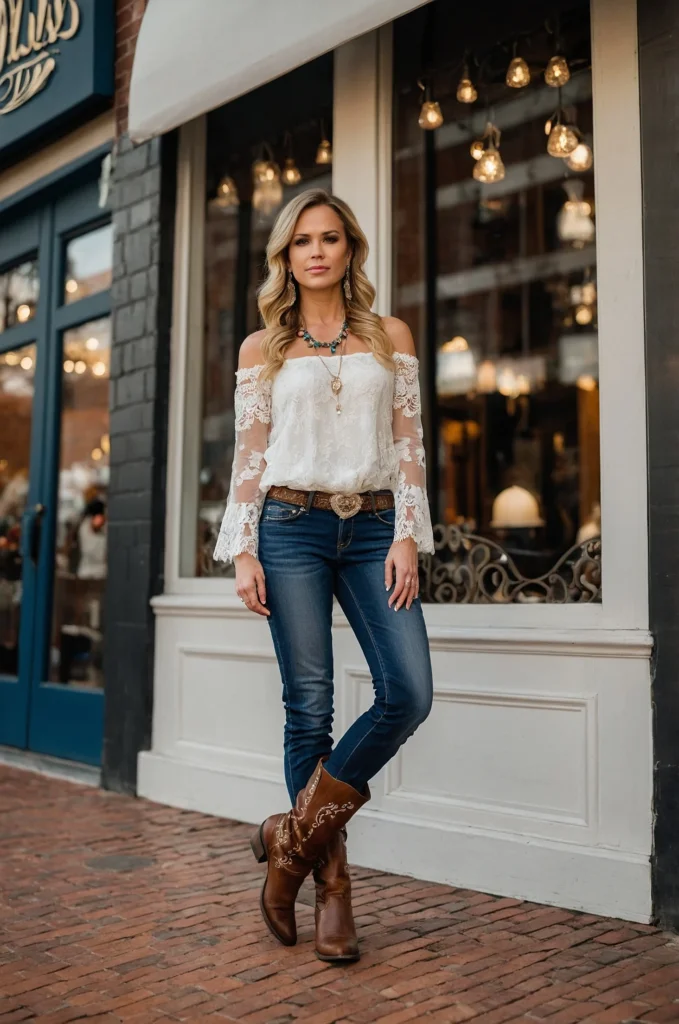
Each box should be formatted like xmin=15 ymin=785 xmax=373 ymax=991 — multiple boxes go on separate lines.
xmin=0 ymin=172 xmax=112 ymax=764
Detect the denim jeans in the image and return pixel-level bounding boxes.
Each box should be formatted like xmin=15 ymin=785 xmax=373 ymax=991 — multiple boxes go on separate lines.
xmin=258 ymin=494 xmax=434 ymax=802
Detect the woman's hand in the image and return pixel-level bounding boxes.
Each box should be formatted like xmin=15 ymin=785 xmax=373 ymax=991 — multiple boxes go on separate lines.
xmin=385 ymin=537 xmax=419 ymax=611
xmin=234 ymin=553 xmax=270 ymax=616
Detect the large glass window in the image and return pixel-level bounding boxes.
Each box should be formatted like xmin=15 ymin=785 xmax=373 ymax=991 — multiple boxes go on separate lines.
xmin=197 ymin=55 xmax=333 ymax=576
xmin=393 ymin=0 xmax=600 ymax=603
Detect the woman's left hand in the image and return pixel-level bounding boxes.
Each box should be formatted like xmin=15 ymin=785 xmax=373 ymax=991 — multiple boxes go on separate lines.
xmin=385 ymin=537 xmax=419 ymax=611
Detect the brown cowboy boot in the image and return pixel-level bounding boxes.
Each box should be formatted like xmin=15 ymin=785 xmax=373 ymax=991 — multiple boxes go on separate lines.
xmin=314 ymin=828 xmax=360 ymax=962
xmin=250 ymin=760 xmax=369 ymax=946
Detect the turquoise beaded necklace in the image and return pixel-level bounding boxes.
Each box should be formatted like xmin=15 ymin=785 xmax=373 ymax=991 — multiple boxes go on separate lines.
xmin=298 ymin=319 xmax=349 ymax=355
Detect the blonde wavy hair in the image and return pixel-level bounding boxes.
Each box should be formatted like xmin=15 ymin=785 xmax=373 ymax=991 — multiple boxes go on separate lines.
xmin=257 ymin=189 xmax=393 ymax=378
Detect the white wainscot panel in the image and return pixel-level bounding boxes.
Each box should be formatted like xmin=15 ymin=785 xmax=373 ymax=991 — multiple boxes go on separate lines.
xmin=175 ymin=644 xmax=286 ymax=782
xmin=346 ymin=669 xmax=596 ymax=844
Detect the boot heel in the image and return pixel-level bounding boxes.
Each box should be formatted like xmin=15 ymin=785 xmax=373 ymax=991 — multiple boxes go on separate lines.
xmin=250 ymin=825 xmax=267 ymax=864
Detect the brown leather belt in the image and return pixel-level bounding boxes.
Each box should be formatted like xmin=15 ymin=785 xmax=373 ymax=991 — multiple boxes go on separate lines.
xmin=267 ymin=485 xmax=394 ymax=520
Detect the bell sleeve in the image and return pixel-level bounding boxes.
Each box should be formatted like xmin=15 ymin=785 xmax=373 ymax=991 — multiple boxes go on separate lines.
xmin=213 ymin=364 xmax=271 ymax=563
xmin=392 ymin=353 xmax=435 ymax=554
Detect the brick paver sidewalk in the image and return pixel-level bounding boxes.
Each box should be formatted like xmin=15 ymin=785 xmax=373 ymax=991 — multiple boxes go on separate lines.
xmin=1 ymin=767 xmax=679 ymax=1024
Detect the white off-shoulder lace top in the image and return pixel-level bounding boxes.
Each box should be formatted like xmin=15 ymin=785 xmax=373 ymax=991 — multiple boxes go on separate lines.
xmin=213 ymin=351 xmax=435 ymax=563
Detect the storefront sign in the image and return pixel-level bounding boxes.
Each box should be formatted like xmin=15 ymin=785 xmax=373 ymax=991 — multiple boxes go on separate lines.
xmin=0 ymin=0 xmax=113 ymax=160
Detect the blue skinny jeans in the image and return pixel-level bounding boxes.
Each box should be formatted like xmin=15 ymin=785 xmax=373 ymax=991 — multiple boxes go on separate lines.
xmin=258 ymin=493 xmax=434 ymax=802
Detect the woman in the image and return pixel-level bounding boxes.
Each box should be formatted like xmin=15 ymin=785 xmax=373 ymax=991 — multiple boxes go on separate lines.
xmin=214 ymin=188 xmax=434 ymax=963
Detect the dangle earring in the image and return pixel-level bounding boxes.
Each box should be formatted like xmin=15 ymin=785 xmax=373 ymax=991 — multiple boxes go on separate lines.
xmin=343 ymin=264 xmax=352 ymax=302
xmin=286 ymin=269 xmax=297 ymax=307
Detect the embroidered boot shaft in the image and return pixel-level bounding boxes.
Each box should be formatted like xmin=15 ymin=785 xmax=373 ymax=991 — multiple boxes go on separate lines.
xmin=250 ymin=760 xmax=369 ymax=946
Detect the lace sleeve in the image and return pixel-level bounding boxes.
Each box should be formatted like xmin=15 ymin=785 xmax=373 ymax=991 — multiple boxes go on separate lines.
xmin=213 ymin=365 xmax=271 ymax=563
xmin=392 ymin=353 xmax=435 ymax=554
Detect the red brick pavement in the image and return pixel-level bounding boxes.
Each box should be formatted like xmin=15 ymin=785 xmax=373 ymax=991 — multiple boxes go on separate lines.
xmin=1 ymin=766 xmax=678 ymax=1024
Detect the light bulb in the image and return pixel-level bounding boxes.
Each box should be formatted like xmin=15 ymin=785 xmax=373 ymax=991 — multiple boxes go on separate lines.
xmin=20 ymin=355 xmax=33 ymax=370
xmin=477 ymin=360 xmax=496 ymax=393
xmin=315 ymin=139 xmax=332 ymax=165
xmin=86 ymin=336 xmax=99 ymax=351
xmin=75 ymin=360 xmax=87 ymax=374
xmin=506 ymin=56 xmax=530 ymax=88
xmin=253 ymin=160 xmax=280 ymax=183
xmin=5 ymin=352 xmax=19 ymax=366
xmin=16 ymin=304 xmax=31 ymax=322
xmin=577 ymin=374 xmax=597 ymax=391
xmin=282 ymin=158 xmax=302 ymax=185
xmin=581 ymin=281 xmax=597 ymax=305
xmin=470 ymin=139 xmax=485 ymax=161
xmin=473 ymin=147 xmax=505 ymax=183
xmin=575 ymin=304 xmax=594 ymax=325
xmin=456 ymin=76 xmax=478 ymax=104
xmin=64 ymin=360 xmax=75 ymax=373
xmin=65 ymin=278 xmax=78 ymax=294
xmin=215 ymin=174 xmax=239 ymax=208
xmin=547 ymin=123 xmax=579 ymax=157
xmin=566 ymin=142 xmax=593 ymax=172
xmin=441 ymin=336 xmax=469 ymax=353
xmin=91 ymin=448 xmax=103 ymax=461
xmin=101 ymin=434 xmax=110 ymax=454
xmin=544 ymin=118 xmax=553 ymax=136
xmin=252 ymin=179 xmax=283 ymax=215
xmin=545 ymin=55 xmax=570 ymax=87
xmin=92 ymin=361 xmax=107 ymax=376
xmin=418 ymin=100 xmax=444 ymax=130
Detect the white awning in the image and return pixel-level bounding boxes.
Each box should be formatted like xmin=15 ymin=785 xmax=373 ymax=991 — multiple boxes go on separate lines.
xmin=128 ymin=0 xmax=429 ymax=142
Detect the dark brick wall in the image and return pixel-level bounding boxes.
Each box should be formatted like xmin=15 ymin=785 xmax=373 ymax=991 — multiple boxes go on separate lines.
xmin=101 ymin=132 xmax=175 ymax=794
xmin=639 ymin=1 xmax=679 ymax=929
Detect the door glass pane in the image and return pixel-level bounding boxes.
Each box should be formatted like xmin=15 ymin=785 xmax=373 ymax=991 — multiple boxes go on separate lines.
xmin=0 ymin=260 xmax=39 ymax=333
xmin=64 ymin=224 xmax=113 ymax=304
xmin=50 ymin=318 xmax=110 ymax=688
xmin=0 ymin=344 xmax=35 ymax=679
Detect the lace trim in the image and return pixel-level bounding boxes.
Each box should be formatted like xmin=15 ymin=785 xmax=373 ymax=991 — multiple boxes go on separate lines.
xmin=235 ymin=365 xmax=272 ymax=431
xmin=235 ymin=449 xmax=266 ymax=488
xmin=394 ymin=475 xmax=435 ymax=554
xmin=393 ymin=353 xmax=421 ymax=417
xmin=213 ymin=501 xmax=261 ymax=563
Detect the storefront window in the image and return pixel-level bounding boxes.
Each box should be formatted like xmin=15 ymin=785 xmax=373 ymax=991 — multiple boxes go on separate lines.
xmin=393 ymin=0 xmax=600 ymax=603
xmin=0 ymin=259 xmax=39 ymax=333
xmin=197 ymin=55 xmax=333 ymax=576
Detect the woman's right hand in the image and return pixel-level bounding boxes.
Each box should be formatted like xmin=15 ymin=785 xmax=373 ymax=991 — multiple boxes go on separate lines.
xmin=234 ymin=553 xmax=270 ymax=616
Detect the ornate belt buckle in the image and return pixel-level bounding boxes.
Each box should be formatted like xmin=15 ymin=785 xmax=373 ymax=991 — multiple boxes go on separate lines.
xmin=330 ymin=493 xmax=362 ymax=519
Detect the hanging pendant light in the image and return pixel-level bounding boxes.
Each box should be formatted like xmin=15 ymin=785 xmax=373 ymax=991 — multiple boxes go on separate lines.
xmin=566 ymin=142 xmax=594 ymax=172
xmin=282 ymin=133 xmax=302 ymax=185
xmin=456 ymin=63 xmax=478 ymax=104
xmin=214 ymin=174 xmax=239 ymax=209
xmin=282 ymin=157 xmax=302 ymax=185
xmin=472 ymin=125 xmax=505 ymax=184
xmin=252 ymin=152 xmax=283 ymax=215
xmin=545 ymin=55 xmax=570 ymax=87
xmin=547 ymin=114 xmax=579 ymax=157
xmin=506 ymin=55 xmax=530 ymax=89
xmin=417 ymin=80 xmax=444 ymax=130
xmin=474 ymin=146 xmax=505 ymax=183
xmin=472 ymin=123 xmax=505 ymax=184
xmin=315 ymin=121 xmax=332 ymax=165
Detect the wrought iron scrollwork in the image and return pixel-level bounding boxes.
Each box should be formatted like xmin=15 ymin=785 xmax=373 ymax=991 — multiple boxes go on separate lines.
xmin=419 ymin=524 xmax=601 ymax=604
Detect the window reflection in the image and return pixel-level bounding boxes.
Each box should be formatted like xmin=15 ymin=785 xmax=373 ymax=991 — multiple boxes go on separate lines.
xmin=0 ymin=345 xmax=35 ymax=678
xmin=64 ymin=224 xmax=113 ymax=304
xmin=50 ymin=318 xmax=110 ymax=687
xmin=0 ymin=260 xmax=39 ymax=333
xmin=393 ymin=0 xmax=600 ymax=603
